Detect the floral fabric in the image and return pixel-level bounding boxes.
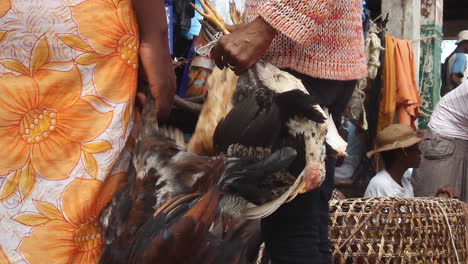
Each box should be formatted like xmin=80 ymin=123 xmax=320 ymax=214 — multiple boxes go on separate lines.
xmin=186 ymin=66 xmax=211 ymax=97
xmin=0 ymin=0 xmax=137 ymax=263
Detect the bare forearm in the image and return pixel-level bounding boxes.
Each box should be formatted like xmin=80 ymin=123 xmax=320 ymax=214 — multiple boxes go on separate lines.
xmin=134 ymin=0 xmax=172 ymax=65
xmin=450 ymin=73 xmax=463 ymax=87
xmin=133 ymin=0 xmax=169 ymax=43
xmin=133 ymin=0 xmax=176 ymax=120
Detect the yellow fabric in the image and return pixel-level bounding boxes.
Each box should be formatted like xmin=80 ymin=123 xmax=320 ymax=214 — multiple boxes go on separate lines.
xmin=393 ymin=38 xmax=421 ymax=129
xmin=0 ymin=1 xmax=136 ymax=262
xmin=378 ymin=35 xmax=421 ymax=132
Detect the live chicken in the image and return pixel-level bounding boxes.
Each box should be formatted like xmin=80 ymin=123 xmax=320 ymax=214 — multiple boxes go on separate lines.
xmin=98 ymin=83 xmax=296 ymax=263
xmin=190 ymin=0 xmax=347 ymax=219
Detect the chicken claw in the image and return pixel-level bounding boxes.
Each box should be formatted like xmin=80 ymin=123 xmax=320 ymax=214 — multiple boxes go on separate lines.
xmin=229 ymin=1 xmax=243 ymax=25
xmin=191 ymin=0 xmax=230 ymax=35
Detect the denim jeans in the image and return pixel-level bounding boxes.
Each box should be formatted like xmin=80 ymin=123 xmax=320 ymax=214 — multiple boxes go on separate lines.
xmin=261 ymin=72 xmax=356 ymax=264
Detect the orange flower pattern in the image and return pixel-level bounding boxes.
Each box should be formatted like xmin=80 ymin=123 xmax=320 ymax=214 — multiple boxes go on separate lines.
xmin=68 ymin=0 xmax=139 ymax=103
xmin=0 ymin=0 xmax=11 ymax=18
xmin=0 ymin=68 xmax=112 ymax=178
xmin=16 ymin=175 xmax=126 ymax=263
xmin=0 ymin=0 xmax=137 ymax=262
xmin=0 ymin=246 xmax=10 ymax=264
xmin=0 ymin=0 xmax=11 ymax=46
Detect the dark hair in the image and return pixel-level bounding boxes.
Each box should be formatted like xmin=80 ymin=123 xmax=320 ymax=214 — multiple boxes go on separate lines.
xmin=457 ymin=40 xmax=468 ymax=47
xmin=380 ymin=149 xmax=399 ymax=168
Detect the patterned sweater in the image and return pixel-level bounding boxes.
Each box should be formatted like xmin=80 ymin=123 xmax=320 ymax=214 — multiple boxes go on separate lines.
xmin=245 ymin=0 xmax=367 ymax=80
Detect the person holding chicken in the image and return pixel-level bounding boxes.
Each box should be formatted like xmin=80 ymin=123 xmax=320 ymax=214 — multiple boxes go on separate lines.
xmin=211 ymin=1 xmax=367 ymax=263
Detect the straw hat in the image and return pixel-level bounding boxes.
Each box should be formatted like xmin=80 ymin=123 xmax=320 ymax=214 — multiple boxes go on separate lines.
xmin=456 ymin=30 xmax=468 ymax=44
xmin=366 ymin=124 xmax=427 ymax=158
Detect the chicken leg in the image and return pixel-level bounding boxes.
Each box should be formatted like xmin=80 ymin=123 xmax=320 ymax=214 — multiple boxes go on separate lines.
xmin=191 ymin=0 xmax=229 ymax=35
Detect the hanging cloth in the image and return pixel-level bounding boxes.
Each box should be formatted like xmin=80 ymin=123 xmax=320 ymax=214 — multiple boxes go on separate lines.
xmin=378 ymin=35 xmax=421 ymax=132
xmin=377 ymin=35 xmax=396 ymax=132
xmin=393 ymin=38 xmax=421 ymax=128
xmin=349 ymin=22 xmax=383 ymax=130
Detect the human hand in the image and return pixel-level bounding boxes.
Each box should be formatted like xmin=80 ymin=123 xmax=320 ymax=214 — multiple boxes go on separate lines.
xmin=211 ymin=16 xmax=276 ymax=75
xmin=138 ymin=43 xmax=176 ymax=121
xmin=133 ymin=0 xmax=176 ymax=120
xmin=435 ymin=186 xmax=459 ymax=199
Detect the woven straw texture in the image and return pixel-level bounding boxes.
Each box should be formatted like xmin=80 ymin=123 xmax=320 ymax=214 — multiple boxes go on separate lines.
xmin=329 ymin=198 xmax=467 ymax=264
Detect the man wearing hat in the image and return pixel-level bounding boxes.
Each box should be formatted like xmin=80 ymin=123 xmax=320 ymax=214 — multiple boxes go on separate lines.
xmin=364 ymin=124 xmax=427 ymax=198
xmin=442 ymin=30 xmax=468 ymax=96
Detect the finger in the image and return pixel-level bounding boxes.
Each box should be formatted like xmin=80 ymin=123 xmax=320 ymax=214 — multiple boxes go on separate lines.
xmin=211 ymin=44 xmax=224 ymax=70
xmin=221 ymin=53 xmax=231 ymax=69
xmin=233 ymin=66 xmax=246 ymax=75
xmin=243 ymin=58 xmax=259 ymax=73
xmin=157 ymin=111 xmax=169 ymax=121
xmin=222 ymin=42 xmax=243 ymax=71
xmin=232 ymin=60 xmax=250 ymax=75
xmin=225 ymin=24 xmax=243 ymax=32
xmin=157 ymin=103 xmax=172 ymax=121
xmin=137 ymin=91 xmax=147 ymax=106
xmin=226 ymin=58 xmax=238 ymax=73
xmin=133 ymin=109 xmax=141 ymax=133
xmin=216 ymin=39 xmax=233 ymax=69
xmin=232 ymin=62 xmax=244 ymax=75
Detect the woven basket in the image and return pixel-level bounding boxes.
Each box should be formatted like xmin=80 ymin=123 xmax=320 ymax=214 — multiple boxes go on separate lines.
xmin=329 ymin=197 xmax=467 ymax=264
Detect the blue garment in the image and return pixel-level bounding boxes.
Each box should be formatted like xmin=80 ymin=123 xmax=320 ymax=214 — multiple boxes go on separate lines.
xmin=189 ymin=0 xmax=203 ymax=36
xmin=334 ymin=119 xmax=361 ymax=180
xmin=343 ymin=120 xmax=361 ymax=156
xmin=182 ymin=0 xmax=203 ymax=39
xmin=450 ymin=53 xmax=467 ymax=74
xmin=177 ymin=45 xmax=196 ymax=97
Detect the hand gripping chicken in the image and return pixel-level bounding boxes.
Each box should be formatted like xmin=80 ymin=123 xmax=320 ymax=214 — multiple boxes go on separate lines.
xmin=191 ymin=0 xmax=348 ymax=219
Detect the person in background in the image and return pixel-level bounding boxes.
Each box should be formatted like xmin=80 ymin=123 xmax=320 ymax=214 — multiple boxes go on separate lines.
xmin=413 ymin=80 xmax=468 ymax=202
xmin=331 ymin=189 xmax=347 ymax=200
xmin=364 ymin=124 xmax=427 ymax=198
xmin=211 ymin=0 xmax=367 ymax=263
xmin=441 ymin=30 xmax=468 ymax=96
xmin=334 ymin=116 xmax=362 ymax=184
xmin=365 ymin=124 xmax=462 ymax=200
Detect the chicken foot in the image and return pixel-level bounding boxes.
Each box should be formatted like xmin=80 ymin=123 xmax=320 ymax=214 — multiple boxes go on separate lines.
xmin=191 ymin=0 xmax=230 ymax=35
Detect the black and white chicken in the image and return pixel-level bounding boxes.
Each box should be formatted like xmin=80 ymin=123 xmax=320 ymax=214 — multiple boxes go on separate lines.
xmin=214 ymin=61 xmax=330 ymax=219
xmin=192 ymin=0 xmax=348 ymax=219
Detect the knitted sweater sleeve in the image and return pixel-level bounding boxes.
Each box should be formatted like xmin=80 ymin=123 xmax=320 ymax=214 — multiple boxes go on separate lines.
xmin=258 ymin=0 xmax=339 ymax=46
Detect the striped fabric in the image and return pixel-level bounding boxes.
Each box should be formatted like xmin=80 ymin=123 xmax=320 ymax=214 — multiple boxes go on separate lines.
xmin=244 ymin=0 xmax=367 ymax=81
xmin=428 ymin=81 xmax=468 ymax=140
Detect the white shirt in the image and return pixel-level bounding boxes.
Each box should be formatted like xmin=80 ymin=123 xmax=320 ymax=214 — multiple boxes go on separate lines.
xmin=364 ymin=169 xmax=414 ymax=198
xmin=429 ymin=80 xmax=468 ymax=140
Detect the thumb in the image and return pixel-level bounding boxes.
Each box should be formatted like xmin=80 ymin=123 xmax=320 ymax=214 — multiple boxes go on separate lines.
xmin=136 ymin=91 xmax=146 ymax=107
xmin=225 ymin=23 xmax=243 ymax=33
